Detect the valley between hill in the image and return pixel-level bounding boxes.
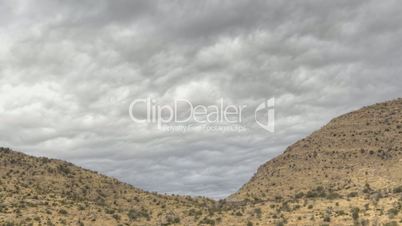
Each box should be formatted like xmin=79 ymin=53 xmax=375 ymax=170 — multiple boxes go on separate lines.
xmin=1 ymin=98 xmax=401 ymax=225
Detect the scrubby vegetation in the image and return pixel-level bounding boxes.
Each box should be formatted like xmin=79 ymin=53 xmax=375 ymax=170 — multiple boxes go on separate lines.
xmin=1 ymin=98 xmax=401 ymax=225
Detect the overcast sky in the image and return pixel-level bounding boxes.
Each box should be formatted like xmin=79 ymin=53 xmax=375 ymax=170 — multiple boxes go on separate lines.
xmin=1 ymin=0 xmax=402 ymax=199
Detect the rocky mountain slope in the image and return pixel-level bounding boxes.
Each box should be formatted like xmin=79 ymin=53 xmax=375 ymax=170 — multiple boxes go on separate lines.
xmin=1 ymin=98 xmax=402 ymax=226
xmin=230 ymin=98 xmax=402 ymax=202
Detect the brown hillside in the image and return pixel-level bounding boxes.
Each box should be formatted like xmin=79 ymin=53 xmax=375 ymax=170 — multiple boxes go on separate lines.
xmin=0 ymin=148 xmax=216 ymax=225
xmin=230 ymin=98 xmax=402 ymax=202
xmin=1 ymin=98 xmax=402 ymax=225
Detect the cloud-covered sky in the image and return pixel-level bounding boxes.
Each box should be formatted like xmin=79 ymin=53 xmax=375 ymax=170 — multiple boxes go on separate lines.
xmin=1 ymin=0 xmax=401 ymax=199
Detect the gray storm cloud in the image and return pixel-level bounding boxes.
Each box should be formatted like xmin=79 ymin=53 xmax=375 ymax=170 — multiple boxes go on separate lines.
xmin=0 ymin=0 xmax=401 ymax=198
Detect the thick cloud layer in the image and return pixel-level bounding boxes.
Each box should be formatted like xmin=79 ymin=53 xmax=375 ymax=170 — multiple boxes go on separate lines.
xmin=0 ymin=0 xmax=401 ymax=198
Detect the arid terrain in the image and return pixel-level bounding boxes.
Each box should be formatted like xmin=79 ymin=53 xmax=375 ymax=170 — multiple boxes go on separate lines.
xmin=1 ymin=98 xmax=401 ymax=225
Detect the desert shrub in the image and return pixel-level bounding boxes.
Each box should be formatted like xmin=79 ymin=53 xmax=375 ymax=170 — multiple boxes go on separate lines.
xmin=336 ymin=210 xmax=346 ymax=216
xmin=351 ymin=207 xmax=359 ymax=220
xmin=384 ymin=222 xmax=398 ymax=226
xmin=105 ymin=209 xmax=115 ymax=214
xmin=46 ymin=219 xmax=56 ymax=226
xmin=327 ymin=192 xmax=341 ymax=200
xmin=57 ymin=164 xmax=71 ymax=175
xmin=161 ymin=213 xmax=180 ymax=226
xmin=199 ymin=217 xmax=215 ymax=225
xmin=128 ymin=208 xmax=150 ymax=220
xmin=347 ymin=192 xmax=358 ymax=198
xmin=306 ymin=191 xmax=318 ymax=198
xmin=254 ymin=208 xmax=262 ymax=218
xmin=188 ymin=208 xmax=202 ymax=218
xmin=393 ymin=186 xmax=402 ymax=193
xmin=387 ymin=207 xmax=400 ymax=217
xmin=4 ymin=222 xmax=16 ymax=226
xmin=59 ymin=209 xmax=68 ymax=215
xmin=113 ymin=214 xmax=121 ymax=220
xmin=276 ymin=221 xmax=285 ymax=226
xmin=295 ymin=192 xmax=304 ymax=199
xmin=306 ymin=186 xmax=327 ymax=198
xmin=363 ymin=184 xmax=372 ymax=193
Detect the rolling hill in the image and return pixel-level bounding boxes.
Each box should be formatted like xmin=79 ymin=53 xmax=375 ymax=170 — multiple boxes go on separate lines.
xmin=0 ymin=148 xmax=215 ymax=225
xmin=1 ymin=98 xmax=401 ymax=225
